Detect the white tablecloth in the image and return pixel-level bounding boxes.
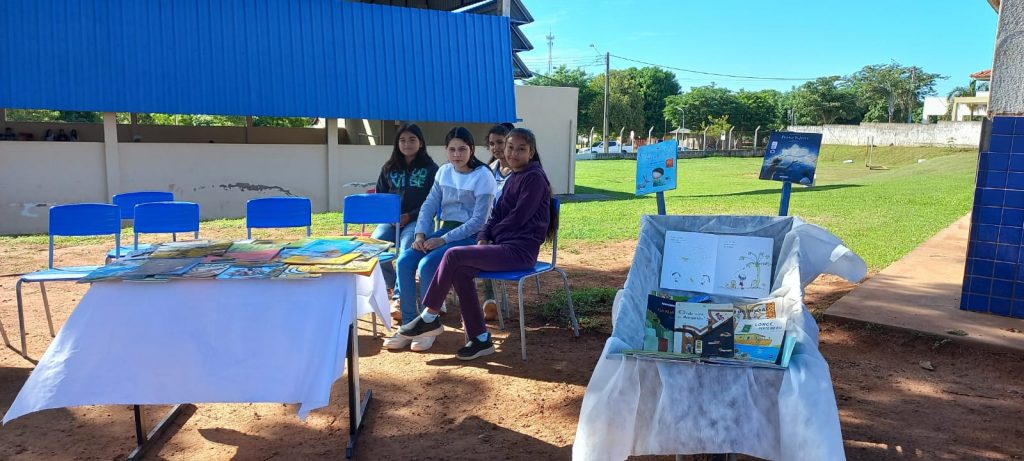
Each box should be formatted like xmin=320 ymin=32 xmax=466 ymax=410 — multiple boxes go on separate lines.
xmin=573 ymin=216 xmax=867 ymax=461
xmin=3 ymin=268 xmax=390 ymax=424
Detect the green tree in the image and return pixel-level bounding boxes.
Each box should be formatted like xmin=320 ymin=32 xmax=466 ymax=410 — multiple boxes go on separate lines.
xmin=524 ymin=65 xmax=599 ymax=134
xmin=734 ymin=89 xmax=785 ymax=130
xmin=848 ymin=63 xmax=942 ymax=123
xmin=587 ymin=70 xmax=645 ymax=138
xmin=790 ymin=76 xmax=858 ymax=125
xmin=621 ymin=66 xmax=680 ymax=136
xmin=663 ymin=85 xmax=740 ymax=132
xmin=700 ymin=115 xmax=732 ymax=149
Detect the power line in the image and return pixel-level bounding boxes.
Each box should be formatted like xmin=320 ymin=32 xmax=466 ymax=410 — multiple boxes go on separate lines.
xmin=609 ymin=54 xmax=816 ymax=82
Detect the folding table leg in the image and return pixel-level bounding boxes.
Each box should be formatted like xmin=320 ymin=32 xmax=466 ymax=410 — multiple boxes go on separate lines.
xmin=125 ymin=404 xmax=190 ymax=461
xmin=346 ymin=323 xmax=372 ymax=458
xmin=39 ymin=282 xmax=55 ymax=337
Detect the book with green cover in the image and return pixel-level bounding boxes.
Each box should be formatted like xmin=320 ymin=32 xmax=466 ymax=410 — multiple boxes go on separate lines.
xmin=223 ymin=240 xmax=286 ymax=262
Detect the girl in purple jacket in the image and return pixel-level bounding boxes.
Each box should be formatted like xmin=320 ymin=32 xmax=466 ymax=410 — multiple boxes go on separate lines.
xmin=397 ymin=128 xmax=558 ymax=360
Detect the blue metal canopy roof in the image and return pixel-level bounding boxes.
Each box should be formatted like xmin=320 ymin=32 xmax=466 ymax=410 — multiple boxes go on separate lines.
xmin=0 ymin=0 xmax=517 ymax=123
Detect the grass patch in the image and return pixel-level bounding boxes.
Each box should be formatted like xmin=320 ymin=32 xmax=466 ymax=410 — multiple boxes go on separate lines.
xmin=540 ymin=286 xmax=618 ymax=332
xmin=568 ymin=145 xmax=977 ymax=270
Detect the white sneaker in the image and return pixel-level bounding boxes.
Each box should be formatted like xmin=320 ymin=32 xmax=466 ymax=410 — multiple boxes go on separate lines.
xmin=382 ymin=333 xmax=412 ymax=350
xmin=410 ymin=335 xmax=437 ymax=352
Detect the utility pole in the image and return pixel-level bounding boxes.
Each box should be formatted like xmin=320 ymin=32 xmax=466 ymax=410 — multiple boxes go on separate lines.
xmin=908 ymin=66 xmax=917 ymax=124
xmin=603 ymin=52 xmax=610 ymax=154
xmin=546 ymin=32 xmax=554 ymax=75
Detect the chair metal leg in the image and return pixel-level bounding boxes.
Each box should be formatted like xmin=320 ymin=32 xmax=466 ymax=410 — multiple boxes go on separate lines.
xmin=0 ymin=303 xmax=10 ymax=348
xmin=535 ymin=276 xmax=541 ymax=295
xmin=517 ymin=280 xmax=527 ymax=361
xmin=40 ymin=282 xmax=56 ymax=337
xmin=555 ymin=268 xmax=579 ymax=337
xmin=499 ymin=281 xmax=511 ymax=320
xmin=494 ymin=281 xmax=505 ymax=331
xmin=15 ymin=278 xmax=28 ymax=357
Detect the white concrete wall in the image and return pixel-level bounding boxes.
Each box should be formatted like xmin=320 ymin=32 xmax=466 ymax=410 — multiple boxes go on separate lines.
xmin=0 ymin=142 xmax=108 ymax=234
xmin=0 ymin=86 xmax=579 ymax=235
xmin=786 ymin=121 xmax=982 ymax=146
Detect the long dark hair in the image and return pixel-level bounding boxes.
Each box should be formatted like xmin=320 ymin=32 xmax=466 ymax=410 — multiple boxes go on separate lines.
xmin=486 ymin=123 xmax=513 ymax=165
xmin=384 ymin=123 xmax=429 ymax=173
xmin=506 ymin=128 xmax=557 ymax=241
xmin=444 ymin=126 xmax=486 ymax=170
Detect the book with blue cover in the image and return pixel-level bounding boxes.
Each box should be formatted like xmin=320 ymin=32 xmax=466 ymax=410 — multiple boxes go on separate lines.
xmin=759 ymin=132 xmax=823 ymax=186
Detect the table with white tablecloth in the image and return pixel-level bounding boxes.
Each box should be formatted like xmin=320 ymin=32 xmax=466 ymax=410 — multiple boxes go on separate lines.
xmin=574 ymin=216 xmax=867 ymax=461
xmin=3 ymin=267 xmax=390 ymax=458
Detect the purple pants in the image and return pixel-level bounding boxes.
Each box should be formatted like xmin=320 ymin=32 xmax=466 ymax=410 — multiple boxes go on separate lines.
xmin=421 ymin=244 xmax=537 ymax=338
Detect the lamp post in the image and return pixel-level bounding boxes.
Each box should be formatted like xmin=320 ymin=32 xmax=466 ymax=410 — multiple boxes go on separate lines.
xmin=591 ymin=44 xmax=610 ymax=155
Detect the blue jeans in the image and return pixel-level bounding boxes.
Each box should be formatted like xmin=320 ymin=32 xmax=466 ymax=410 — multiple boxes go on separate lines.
xmin=371 ymin=223 xmax=417 ymax=296
xmin=396 ymin=229 xmax=475 ymax=325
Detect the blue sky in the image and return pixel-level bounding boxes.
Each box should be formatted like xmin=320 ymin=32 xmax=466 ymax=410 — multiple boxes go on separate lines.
xmin=517 ymin=0 xmax=998 ymax=96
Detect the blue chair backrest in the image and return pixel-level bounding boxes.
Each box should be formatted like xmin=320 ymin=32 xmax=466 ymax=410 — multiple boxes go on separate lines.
xmin=112 ymin=191 xmax=175 ymax=220
xmin=246 ymin=196 xmax=312 ymax=238
xmin=48 ymin=203 xmax=121 ymax=268
xmin=343 ymin=193 xmax=401 ymax=227
xmin=134 ymin=201 xmax=200 ymax=234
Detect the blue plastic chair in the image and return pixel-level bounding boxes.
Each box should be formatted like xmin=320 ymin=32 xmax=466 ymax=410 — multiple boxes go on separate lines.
xmin=478 ymin=197 xmax=579 ymax=361
xmin=15 ymin=203 xmax=121 ymax=357
xmin=343 ymin=193 xmax=401 ymax=336
xmin=107 ymin=191 xmax=175 ymax=259
xmin=246 ymin=196 xmax=312 ymax=239
xmin=132 ymin=201 xmax=200 ymax=248
xmin=113 ymin=191 xmax=175 ymax=220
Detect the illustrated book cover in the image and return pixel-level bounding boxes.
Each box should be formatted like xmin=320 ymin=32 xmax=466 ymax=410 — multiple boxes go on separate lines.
xmin=758 ymin=132 xmax=823 ymax=185
xmin=660 ymin=231 xmax=774 ymax=298
xmin=223 ymin=240 xmax=286 ymax=262
xmin=734 ymin=317 xmax=787 ymax=364
xmin=674 ymin=302 xmax=735 ymax=358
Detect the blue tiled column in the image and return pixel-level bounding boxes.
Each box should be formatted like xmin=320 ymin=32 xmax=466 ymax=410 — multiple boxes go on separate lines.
xmin=962 ymin=116 xmax=1024 ymax=318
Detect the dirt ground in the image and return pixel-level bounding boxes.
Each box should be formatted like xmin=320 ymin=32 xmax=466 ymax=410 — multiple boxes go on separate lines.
xmin=1 ymin=236 xmax=1023 ymax=460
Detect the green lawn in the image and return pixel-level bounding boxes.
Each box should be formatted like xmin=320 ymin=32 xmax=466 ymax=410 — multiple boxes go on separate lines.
xmin=569 ymin=145 xmax=978 ymax=270
xmin=0 ymin=145 xmax=978 ymax=271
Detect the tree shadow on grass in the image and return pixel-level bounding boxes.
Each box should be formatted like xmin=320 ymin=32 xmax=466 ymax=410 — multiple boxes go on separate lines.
xmin=563 ymin=184 xmax=862 ymax=204
xmin=686 ymin=183 xmax=862 ymax=198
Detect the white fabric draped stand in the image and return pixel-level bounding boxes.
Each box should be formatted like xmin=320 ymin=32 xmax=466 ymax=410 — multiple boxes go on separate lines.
xmin=4 ymin=267 xmax=390 ymax=424
xmin=573 ymin=216 xmax=867 ymax=461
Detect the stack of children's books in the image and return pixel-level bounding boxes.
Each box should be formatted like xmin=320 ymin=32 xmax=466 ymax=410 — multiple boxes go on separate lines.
xmin=79 ymin=236 xmax=394 ymax=283
xmin=621 ymin=230 xmax=796 ymax=369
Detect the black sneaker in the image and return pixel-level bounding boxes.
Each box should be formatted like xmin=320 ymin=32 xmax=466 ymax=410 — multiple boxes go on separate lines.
xmin=398 ymin=315 xmax=443 ymax=339
xmin=457 ymin=334 xmax=495 ymax=361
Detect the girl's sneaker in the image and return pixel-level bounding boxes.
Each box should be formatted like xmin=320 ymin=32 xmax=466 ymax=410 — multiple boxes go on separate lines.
xmin=382 ymin=332 xmax=412 ymax=350
xmin=457 ymin=334 xmax=495 ymax=361
xmin=398 ymin=315 xmax=443 ymax=339
xmin=482 ymin=299 xmax=498 ymax=321
xmin=410 ymin=335 xmax=436 ymax=352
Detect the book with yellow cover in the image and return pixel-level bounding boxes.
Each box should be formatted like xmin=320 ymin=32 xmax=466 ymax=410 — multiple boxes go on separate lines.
xmin=305 ymin=257 xmax=378 ymax=276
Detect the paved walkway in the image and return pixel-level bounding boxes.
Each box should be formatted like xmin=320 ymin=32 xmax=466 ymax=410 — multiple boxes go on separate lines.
xmin=825 ymin=215 xmax=1024 ymax=353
